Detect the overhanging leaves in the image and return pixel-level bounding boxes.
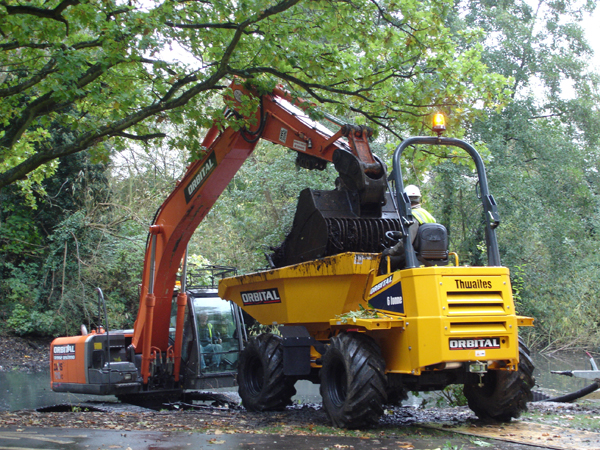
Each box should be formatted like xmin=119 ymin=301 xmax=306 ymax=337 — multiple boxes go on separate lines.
xmin=0 ymin=0 xmax=511 ymax=192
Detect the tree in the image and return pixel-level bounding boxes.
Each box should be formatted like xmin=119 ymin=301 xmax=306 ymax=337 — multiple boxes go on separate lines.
xmin=0 ymin=149 xmax=116 ymax=335
xmin=0 ymin=0 xmax=511 ymax=194
xmin=426 ymin=0 xmax=600 ymax=349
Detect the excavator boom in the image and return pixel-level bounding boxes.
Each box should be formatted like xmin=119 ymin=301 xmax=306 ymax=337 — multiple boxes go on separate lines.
xmin=132 ymin=81 xmax=388 ymax=383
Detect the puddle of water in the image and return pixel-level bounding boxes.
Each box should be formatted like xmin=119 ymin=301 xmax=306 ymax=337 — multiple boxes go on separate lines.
xmin=1 ymin=351 xmax=598 ymax=411
xmin=532 ymin=351 xmax=597 ymax=396
xmin=0 ymin=370 xmax=118 ymax=411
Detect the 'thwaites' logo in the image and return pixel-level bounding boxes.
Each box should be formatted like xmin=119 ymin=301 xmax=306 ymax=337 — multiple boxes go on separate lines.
xmin=454 ymin=279 xmax=492 ymax=289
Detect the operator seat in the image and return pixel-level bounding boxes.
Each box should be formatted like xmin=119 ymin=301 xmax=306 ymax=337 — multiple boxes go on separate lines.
xmin=414 ymin=223 xmax=449 ymax=266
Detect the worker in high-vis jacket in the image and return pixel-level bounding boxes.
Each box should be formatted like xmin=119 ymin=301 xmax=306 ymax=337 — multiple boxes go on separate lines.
xmin=378 ymin=184 xmax=435 ymax=274
xmin=198 ymin=311 xmax=223 ymax=370
xmin=405 ymin=184 xmax=436 ymax=224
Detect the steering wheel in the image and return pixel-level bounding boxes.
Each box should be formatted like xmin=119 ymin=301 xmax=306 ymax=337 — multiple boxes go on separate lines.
xmin=385 ymin=230 xmax=403 ymax=243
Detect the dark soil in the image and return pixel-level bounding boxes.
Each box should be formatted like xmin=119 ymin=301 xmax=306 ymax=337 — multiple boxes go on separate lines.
xmin=0 ymin=334 xmax=51 ymax=373
xmin=0 ymin=403 xmax=478 ymax=435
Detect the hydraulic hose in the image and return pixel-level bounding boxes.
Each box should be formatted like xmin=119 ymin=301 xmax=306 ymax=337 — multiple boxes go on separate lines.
xmin=240 ymin=97 xmax=266 ymax=143
xmin=533 ymin=381 xmax=600 ymax=403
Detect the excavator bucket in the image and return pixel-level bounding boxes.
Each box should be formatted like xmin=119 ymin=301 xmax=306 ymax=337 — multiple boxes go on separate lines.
xmin=271 ymin=188 xmax=400 ymax=268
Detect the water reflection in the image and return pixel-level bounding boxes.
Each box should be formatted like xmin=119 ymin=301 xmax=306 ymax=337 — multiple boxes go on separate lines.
xmin=533 ymin=351 xmax=595 ymax=396
xmin=0 ymin=371 xmax=117 ymax=411
xmin=1 ymin=351 xmax=598 ymax=411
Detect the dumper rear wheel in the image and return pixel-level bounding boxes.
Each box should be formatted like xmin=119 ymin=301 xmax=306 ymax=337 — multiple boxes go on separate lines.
xmin=238 ymin=334 xmax=296 ymax=411
xmin=463 ymin=338 xmax=535 ymax=422
xmin=320 ymin=332 xmax=387 ymax=428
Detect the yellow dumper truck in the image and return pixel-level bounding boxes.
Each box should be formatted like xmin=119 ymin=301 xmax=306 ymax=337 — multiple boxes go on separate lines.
xmin=220 ymin=131 xmax=535 ymax=428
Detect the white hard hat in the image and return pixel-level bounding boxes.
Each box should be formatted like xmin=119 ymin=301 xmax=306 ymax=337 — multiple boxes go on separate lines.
xmin=405 ymin=184 xmax=421 ymax=198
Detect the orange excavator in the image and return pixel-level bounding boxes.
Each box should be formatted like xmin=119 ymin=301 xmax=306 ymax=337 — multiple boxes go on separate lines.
xmin=50 ymin=80 xmax=395 ymax=401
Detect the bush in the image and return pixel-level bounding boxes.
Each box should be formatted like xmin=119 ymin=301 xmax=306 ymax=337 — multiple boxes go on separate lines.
xmin=7 ymin=304 xmax=61 ymax=336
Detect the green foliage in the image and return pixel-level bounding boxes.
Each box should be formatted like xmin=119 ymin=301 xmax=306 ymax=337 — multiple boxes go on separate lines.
xmin=429 ymin=0 xmax=600 ymax=350
xmin=510 ymin=264 xmax=527 ymax=314
xmin=0 ymin=0 xmax=512 ymax=195
xmin=413 ymin=385 xmax=468 ymax=408
xmin=435 ymin=385 xmax=468 ymax=408
xmin=337 ymin=305 xmax=382 ymax=324
xmin=7 ymin=304 xmax=60 ymax=336
xmin=248 ymin=323 xmax=281 ymax=336
xmin=0 ymin=150 xmax=145 ymax=336
xmin=189 ymin=142 xmax=340 ymax=272
xmin=441 ymin=442 xmax=465 ymax=450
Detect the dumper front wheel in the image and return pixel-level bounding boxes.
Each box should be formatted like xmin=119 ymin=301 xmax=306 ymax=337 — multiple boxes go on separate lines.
xmin=320 ymin=332 xmax=387 ymax=428
xmin=463 ymin=338 xmax=535 ymax=422
xmin=238 ymin=334 xmax=296 ymax=411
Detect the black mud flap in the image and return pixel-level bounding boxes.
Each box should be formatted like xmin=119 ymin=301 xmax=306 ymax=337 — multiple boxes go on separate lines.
xmin=279 ymin=326 xmax=326 ymax=377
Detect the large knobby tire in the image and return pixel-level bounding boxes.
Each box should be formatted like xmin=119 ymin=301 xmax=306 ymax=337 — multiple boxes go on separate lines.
xmin=238 ymin=333 xmax=296 ymax=411
xmin=320 ymin=332 xmax=387 ymax=428
xmin=463 ymin=338 xmax=535 ymax=422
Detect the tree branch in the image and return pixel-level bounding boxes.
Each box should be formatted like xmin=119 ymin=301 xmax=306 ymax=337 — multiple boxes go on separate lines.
xmin=1 ymin=0 xmax=80 ymax=34
xmin=228 ymin=66 xmax=375 ymax=103
xmin=0 ymin=60 xmax=122 ymax=151
xmin=0 ymin=79 xmax=226 ymax=189
xmin=113 ymin=132 xmax=167 ymax=142
xmin=0 ymin=41 xmax=52 ymax=51
xmin=0 ymin=58 xmax=58 ymax=98
xmin=530 ymin=113 xmax=563 ymax=120
xmin=165 ymin=21 xmax=239 ymax=30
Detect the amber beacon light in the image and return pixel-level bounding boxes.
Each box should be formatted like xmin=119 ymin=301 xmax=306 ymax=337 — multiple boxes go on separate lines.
xmin=432 ymin=113 xmax=446 ymax=136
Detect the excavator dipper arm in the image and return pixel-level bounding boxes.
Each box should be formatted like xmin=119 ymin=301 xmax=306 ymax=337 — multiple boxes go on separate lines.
xmin=131 ymin=82 xmax=387 ymax=385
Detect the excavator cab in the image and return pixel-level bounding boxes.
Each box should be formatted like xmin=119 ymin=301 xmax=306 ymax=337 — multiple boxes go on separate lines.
xmin=173 ymin=265 xmax=245 ymax=389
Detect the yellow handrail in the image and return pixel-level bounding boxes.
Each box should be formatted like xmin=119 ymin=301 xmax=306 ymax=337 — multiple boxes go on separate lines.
xmin=449 ymin=252 xmax=459 ymax=266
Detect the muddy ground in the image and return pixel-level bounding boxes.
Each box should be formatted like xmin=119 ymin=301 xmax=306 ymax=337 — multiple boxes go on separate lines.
xmin=1 ymin=334 xmax=599 ymax=440
xmin=0 ymin=334 xmax=51 ymax=373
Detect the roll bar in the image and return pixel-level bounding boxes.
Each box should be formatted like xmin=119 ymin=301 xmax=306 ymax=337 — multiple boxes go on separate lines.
xmin=392 ymin=136 xmax=501 ymax=268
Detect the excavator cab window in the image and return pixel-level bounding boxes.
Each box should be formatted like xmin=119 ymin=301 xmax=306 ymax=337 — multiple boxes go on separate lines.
xmin=191 ymin=296 xmax=241 ymax=374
